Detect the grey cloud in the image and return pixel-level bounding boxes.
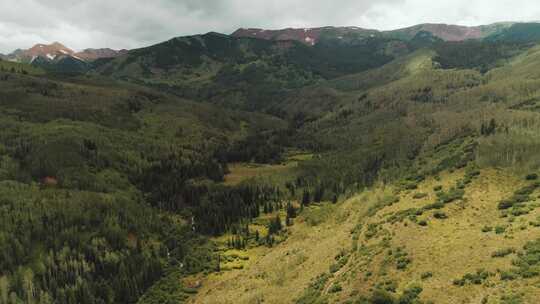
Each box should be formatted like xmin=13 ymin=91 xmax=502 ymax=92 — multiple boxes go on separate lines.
xmin=1 ymin=0 xmax=540 ymax=53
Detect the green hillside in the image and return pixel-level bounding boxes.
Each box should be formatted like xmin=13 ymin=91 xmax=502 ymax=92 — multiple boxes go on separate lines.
xmin=92 ymin=33 xmax=411 ymax=111
xmin=486 ymin=23 xmax=540 ymax=43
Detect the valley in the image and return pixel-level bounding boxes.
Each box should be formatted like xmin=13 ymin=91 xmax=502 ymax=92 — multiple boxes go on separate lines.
xmin=1 ymin=19 xmax=540 ymax=304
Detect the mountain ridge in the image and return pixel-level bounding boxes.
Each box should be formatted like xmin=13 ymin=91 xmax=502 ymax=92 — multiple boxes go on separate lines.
xmin=232 ymin=22 xmax=521 ymax=44
xmin=5 ymin=42 xmax=127 ymax=63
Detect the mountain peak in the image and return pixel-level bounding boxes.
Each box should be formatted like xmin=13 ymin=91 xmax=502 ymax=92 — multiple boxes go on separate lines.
xmin=6 ymin=42 xmax=128 ymax=64
xmin=24 ymin=42 xmax=75 ymax=60
xmin=232 ymin=26 xmax=378 ymax=45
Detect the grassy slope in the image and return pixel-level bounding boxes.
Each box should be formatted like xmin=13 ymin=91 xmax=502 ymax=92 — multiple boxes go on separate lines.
xmin=185 ymin=41 xmax=540 ymax=304
xmin=339 ymin=169 xmax=540 ymax=303
xmin=189 ymin=194 xmax=374 ymax=303
xmin=188 ymin=168 xmax=540 ymax=304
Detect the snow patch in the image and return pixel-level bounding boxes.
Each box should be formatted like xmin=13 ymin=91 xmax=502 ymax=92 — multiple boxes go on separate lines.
xmin=59 ymin=49 xmax=69 ymax=54
xmin=305 ymin=37 xmax=315 ymax=45
xmin=46 ymin=53 xmax=55 ymax=60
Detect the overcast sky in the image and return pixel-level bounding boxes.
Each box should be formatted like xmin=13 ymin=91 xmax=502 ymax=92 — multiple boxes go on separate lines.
xmin=1 ymin=0 xmax=540 ymax=53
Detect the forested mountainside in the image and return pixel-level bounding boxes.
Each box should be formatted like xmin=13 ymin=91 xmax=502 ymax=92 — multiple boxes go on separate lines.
xmin=1 ymin=21 xmax=540 ymax=304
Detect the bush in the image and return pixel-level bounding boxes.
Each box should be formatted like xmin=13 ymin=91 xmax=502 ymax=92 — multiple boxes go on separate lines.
xmin=495 ymin=226 xmax=506 ymax=234
xmin=421 ymin=272 xmax=433 ymax=280
xmin=433 ymin=211 xmax=448 ymax=219
xmin=422 ymin=201 xmax=445 ymax=210
xmin=329 ymin=284 xmax=342 ymax=293
xmin=437 ymin=187 xmax=465 ymax=204
xmin=370 ymin=290 xmax=396 ymax=304
xmin=454 ymin=269 xmax=491 ymax=286
xmin=433 ymin=185 xmax=443 ymax=192
xmin=500 ymin=270 xmax=518 ymax=281
xmin=498 ymin=200 xmax=515 ymax=210
xmin=491 ymin=247 xmax=515 ymax=258
xmin=418 ymin=220 xmax=428 ymax=226
xmin=396 ymin=257 xmax=411 ymax=270
xmin=413 ymin=192 xmax=428 ymax=199
xmin=481 ymin=226 xmax=493 ymax=232
xmin=525 ymin=173 xmax=538 ymax=180
xmin=398 ymin=285 xmax=423 ymax=304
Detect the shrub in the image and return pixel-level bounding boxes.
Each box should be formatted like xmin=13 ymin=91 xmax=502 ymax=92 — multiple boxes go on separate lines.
xmin=398 ymin=285 xmax=423 ymax=304
xmin=421 ymin=272 xmax=433 ymax=280
xmin=498 ymin=200 xmax=515 ymax=210
xmin=418 ymin=220 xmax=428 ymax=226
xmin=495 ymin=226 xmax=506 ymax=234
xmin=329 ymin=283 xmax=342 ymax=293
xmin=433 ymin=211 xmax=448 ymax=219
xmin=437 ymin=187 xmax=465 ymax=204
xmin=404 ymin=182 xmax=418 ymax=190
xmin=370 ymin=290 xmax=396 ymax=304
xmin=454 ymin=269 xmax=491 ymax=286
xmin=413 ymin=192 xmax=428 ymax=199
xmin=500 ymin=270 xmax=518 ymax=281
xmin=491 ymin=247 xmax=515 ymax=258
xmin=422 ymin=201 xmax=445 ymax=210
xmin=433 ymin=185 xmax=443 ymax=192
xmin=396 ymin=257 xmax=411 ymax=270
xmin=481 ymin=226 xmax=493 ymax=232
xmin=500 ymin=293 xmax=524 ymax=304
xmin=525 ymin=173 xmax=538 ymax=180
xmin=365 ymin=223 xmax=379 ymax=239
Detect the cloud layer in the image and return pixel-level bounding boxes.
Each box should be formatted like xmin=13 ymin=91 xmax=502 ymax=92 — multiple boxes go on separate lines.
xmin=1 ymin=0 xmax=540 ymax=53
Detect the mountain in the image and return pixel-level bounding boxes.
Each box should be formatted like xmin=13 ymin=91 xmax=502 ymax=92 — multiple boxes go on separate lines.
xmin=75 ymin=48 xmax=128 ymax=61
xmin=4 ymin=42 xmax=128 ymax=74
xmin=232 ymin=26 xmax=380 ymax=45
xmin=188 ymin=39 xmax=540 ymax=304
xmin=91 ymin=32 xmax=412 ymax=110
xmin=3 ymin=21 xmax=540 ymax=304
xmin=6 ymin=42 xmax=75 ymax=63
xmin=485 ymin=22 xmax=540 ymax=42
xmin=6 ymin=42 xmax=127 ymax=65
xmin=385 ymin=22 xmax=514 ymax=41
xmin=233 ymin=22 xmax=519 ymax=45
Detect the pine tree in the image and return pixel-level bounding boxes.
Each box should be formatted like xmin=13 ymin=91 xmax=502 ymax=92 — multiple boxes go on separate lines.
xmin=286 ymin=202 xmax=297 ymax=219
xmin=302 ymin=190 xmax=311 ymax=206
xmin=286 ymin=213 xmax=291 ymax=226
xmin=488 ymin=118 xmax=497 ymax=135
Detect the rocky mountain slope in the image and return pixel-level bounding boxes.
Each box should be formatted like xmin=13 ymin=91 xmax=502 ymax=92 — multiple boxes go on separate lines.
xmin=232 ymin=22 xmax=518 ymax=45
xmin=5 ymin=42 xmax=126 ymax=63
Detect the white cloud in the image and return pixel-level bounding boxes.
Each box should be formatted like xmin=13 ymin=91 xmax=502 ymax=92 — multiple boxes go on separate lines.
xmin=1 ymin=0 xmax=540 ymax=53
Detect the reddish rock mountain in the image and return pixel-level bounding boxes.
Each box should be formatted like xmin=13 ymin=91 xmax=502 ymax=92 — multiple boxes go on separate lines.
xmin=75 ymin=48 xmax=128 ymax=61
xmin=232 ymin=26 xmax=378 ymax=45
xmin=232 ymin=23 xmax=514 ymax=45
xmin=8 ymin=42 xmax=75 ymax=62
xmin=7 ymin=42 xmax=127 ymax=63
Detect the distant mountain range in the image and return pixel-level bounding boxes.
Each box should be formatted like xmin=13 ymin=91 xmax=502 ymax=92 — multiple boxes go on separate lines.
xmin=232 ymin=22 xmax=518 ymax=45
xmin=2 ymin=21 xmax=540 ymax=75
xmin=0 ymin=42 xmax=127 ymax=73
xmin=4 ymin=42 xmax=127 ymax=63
